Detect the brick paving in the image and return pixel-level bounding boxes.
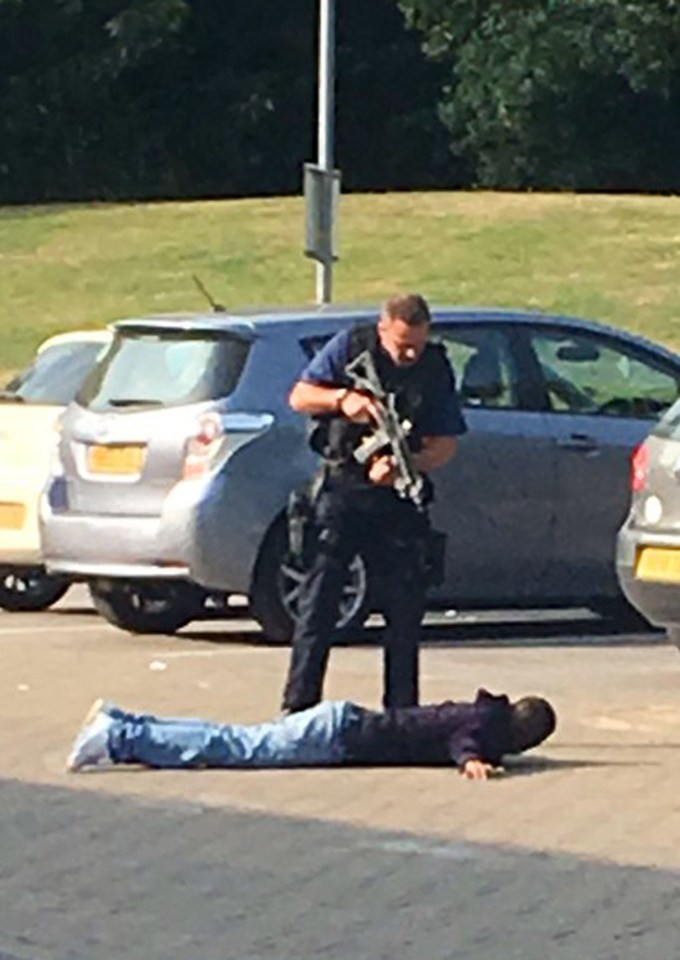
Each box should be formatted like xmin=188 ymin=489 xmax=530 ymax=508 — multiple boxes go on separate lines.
xmin=0 ymin=596 xmax=678 ymax=959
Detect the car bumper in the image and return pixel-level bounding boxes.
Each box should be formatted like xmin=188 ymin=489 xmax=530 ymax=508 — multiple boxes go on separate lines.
xmin=0 ymin=477 xmax=43 ymax=566
xmin=616 ymin=523 xmax=680 ymax=627
xmin=41 ymin=510 xmax=190 ymax=577
xmin=39 ymin=474 xmax=258 ymax=593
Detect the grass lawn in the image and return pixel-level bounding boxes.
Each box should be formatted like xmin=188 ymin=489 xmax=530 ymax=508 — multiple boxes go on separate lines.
xmin=2 ymin=190 xmax=680 ymax=374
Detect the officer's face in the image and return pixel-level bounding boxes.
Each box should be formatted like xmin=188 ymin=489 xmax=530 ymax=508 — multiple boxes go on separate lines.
xmin=378 ymin=315 xmax=430 ymax=367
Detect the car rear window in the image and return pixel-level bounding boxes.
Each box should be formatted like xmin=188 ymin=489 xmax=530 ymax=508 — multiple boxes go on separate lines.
xmin=76 ymin=330 xmax=251 ymax=412
xmin=4 ymin=340 xmax=107 ymax=404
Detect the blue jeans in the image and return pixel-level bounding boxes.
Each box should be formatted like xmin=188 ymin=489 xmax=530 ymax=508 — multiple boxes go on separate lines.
xmin=108 ymin=700 xmax=361 ymax=769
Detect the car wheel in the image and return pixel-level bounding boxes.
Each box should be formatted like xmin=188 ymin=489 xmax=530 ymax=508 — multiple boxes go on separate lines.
xmin=88 ymin=579 xmax=201 ymax=635
xmin=250 ymin=521 xmax=370 ymax=643
xmin=0 ymin=568 xmax=69 ymax=611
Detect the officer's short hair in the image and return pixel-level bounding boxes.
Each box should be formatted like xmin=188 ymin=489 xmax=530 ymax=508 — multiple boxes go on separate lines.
xmin=383 ymin=293 xmax=431 ymax=327
xmin=508 ymin=696 xmax=556 ymax=753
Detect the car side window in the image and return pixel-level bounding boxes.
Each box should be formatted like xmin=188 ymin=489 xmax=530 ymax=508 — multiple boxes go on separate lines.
xmin=528 ymin=328 xmax=679 ymax=419
xmin=300 ymin=335 xmax=333 ymax=360
xmin=434 ymin=326 xmax=520 ymax=410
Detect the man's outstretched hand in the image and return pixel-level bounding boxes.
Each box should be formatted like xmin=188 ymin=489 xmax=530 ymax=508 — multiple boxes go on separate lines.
xmin=461 ymin=758 xmax=497 ymax=781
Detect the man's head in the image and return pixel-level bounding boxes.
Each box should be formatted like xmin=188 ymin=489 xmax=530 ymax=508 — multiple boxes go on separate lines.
xmin=377 ymin=293 xmax=431 ymax=367
xmin=507 ymin=696 xmax=557 ymax=753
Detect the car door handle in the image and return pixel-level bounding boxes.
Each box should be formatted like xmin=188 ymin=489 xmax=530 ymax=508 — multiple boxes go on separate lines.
xmin=557 ymin=433 xmax=600 ymax=454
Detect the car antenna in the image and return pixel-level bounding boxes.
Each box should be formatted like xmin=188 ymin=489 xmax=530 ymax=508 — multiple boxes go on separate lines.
xmin=192 ymin=274 xmax=227 ymax=313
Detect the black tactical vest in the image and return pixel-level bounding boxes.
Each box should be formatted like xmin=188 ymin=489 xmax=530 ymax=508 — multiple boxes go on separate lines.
xmin=309 ymin=324 xmax=449 ymax=478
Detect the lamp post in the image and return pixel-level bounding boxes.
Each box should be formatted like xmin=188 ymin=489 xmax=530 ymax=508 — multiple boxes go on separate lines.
xmin=318 ymin=0 xmax=335 ymax=186
xmin=304 ymin=0 xmax=340 ymax=304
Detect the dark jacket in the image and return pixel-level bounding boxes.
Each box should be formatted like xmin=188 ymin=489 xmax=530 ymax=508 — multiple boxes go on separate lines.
xmin=342 ymin=689 xmax=513 ymax=767
xmin=309 ymin=324 xmax=464 ymax=482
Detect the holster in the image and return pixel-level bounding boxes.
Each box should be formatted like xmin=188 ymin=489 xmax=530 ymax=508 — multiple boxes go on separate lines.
xmin=287 ymin=490 xmax=314 ymax=567
xmin=286 ymin=475 xmax=324 ymax=568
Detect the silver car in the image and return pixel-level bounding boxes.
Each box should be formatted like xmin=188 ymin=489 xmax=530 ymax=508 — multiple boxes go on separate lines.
xmin=616 ymin=401 xmax=680 ymax=649
xmin=40 ymin=305 xmax=680 ymax=639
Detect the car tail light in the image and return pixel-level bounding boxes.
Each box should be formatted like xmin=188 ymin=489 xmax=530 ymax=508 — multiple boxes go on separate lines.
xmin=182 ymin=413 xmax=224 ymax=480
xmin=49 ymin=413 xmax=65 ymax=475
xmin=631 ymin=442 xmax=649 ymax=493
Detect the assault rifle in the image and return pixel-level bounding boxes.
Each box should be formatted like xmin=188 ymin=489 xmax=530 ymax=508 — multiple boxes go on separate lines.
xmin=345 ymin=350 xmax=426 ymax=510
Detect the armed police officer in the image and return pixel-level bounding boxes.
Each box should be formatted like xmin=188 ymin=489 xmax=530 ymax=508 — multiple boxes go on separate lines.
xmin=281 ymin=293 xmax=467 ymax=714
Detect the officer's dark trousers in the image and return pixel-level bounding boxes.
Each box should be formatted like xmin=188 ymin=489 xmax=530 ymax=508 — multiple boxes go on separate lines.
xmin=282 ymin=485 xmax=429 ymax=713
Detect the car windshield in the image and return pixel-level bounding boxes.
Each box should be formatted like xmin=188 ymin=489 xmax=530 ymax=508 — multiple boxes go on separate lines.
xmin=2 ymin=340 xmax=107 ymax=404
xmin=77 ymin=330 xmax=251 ymax=412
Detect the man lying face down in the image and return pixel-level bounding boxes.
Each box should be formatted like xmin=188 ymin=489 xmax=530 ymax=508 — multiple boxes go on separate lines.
xmin=67 ymin=689 xmax=556 ymax=781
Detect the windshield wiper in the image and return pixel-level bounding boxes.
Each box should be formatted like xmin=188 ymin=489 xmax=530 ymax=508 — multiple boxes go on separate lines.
xmin=0 ymin=391 xmax=24 ymax=402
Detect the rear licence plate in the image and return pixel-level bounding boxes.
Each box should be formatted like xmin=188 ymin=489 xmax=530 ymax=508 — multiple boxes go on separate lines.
xmin=87 ymin=444 xmax=146 ymax=475
xmin=635 ymin=547 xmax=680 ymax=583
xmin=0 ymin=502 xmax=26 ymax=529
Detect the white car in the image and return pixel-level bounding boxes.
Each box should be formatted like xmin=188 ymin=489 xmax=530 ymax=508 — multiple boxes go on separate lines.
xmin=0 ymin=329 xmax=111 ymax=610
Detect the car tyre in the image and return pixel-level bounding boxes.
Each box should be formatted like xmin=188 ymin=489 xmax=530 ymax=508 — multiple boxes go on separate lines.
xmin=250 ymin=520 xmax=370 ymax=644
xmin=0 ymin=568 xmax=69 ymax=612
xmin=88 ymin=579 xmax=201 ymax=635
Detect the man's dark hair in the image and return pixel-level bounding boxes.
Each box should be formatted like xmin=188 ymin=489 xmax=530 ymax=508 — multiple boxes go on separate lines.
xmin=508 ymin=696 xmax=556 ymax=753
xmin=383 ymin=293 xmax=431 ymax=327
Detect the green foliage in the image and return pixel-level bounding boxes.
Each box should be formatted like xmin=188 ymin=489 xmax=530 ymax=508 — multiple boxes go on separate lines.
xmin=399 ymin=0 xmax=680 ymax=188
xmin=0 ymin=0 xmax=192 ymax=199
xmin=5 ymin=1 xmax=680 ymax=199
xmin=0 ymin=0 xmax=457 ymax=203
xmin=105 ymin=0 xmax=190 ymax=68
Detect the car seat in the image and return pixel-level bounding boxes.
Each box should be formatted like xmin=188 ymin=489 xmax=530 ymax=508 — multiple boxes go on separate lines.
xmin=460 ymin=348 xmax=504 ymax=406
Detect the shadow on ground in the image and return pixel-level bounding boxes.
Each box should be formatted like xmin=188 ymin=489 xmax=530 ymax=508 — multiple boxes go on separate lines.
xmin=0 ymin=776 xmax=678 ymax=960
xmin=178 ymin=613 xmax=667 ymax=650
xmin=51 ymin=588 xmax=670 ymax=651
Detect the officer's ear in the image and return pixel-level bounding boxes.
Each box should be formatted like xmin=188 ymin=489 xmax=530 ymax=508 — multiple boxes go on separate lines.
xmin=378 ymin=312 xmax=401 ymax=346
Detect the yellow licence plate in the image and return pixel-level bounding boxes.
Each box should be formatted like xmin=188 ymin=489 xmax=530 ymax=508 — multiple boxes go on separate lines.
xmin=87 ymin=444 xmax=146 ymax=475
xmin=635 ymin=547 xmax=680 ymax=584
xmin=0 ymin=502 xmax=26 ymax=529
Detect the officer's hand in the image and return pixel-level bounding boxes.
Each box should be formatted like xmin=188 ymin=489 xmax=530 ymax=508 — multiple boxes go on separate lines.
xmin=339 ymin=390 xmax=378 ymax=423
xmin=367 ymin=454 xmax=397 ymax=486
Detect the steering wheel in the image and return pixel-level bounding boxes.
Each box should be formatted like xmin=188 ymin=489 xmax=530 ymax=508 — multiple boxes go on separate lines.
xmin=595 ymin=397 xmax=636 ymax=417
xmin=546 ymin=377 xmax=595 ymax=412
xmin=598 ymin=396 xmax=667 ymax=418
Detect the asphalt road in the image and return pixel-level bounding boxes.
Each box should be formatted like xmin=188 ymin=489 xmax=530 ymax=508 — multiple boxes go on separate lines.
xmin=0 ymin=587 xmax=678 ymax=960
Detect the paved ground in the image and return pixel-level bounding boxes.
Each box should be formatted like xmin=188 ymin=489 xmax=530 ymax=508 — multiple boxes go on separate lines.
xmin=0 ymin=589 xmax=679 ymax=960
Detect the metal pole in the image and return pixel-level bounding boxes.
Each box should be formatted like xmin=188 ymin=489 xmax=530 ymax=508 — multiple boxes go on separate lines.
xmin=316 ymin=0 xmax=335 ymax=305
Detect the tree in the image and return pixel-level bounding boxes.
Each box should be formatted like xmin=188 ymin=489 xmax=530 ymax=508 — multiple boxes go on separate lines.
xmin=0 ymin=0 xmax=462 ymax=202
xmin=0 ymin=0 xmax=190 ymax=200
xmin=398 ymin=0 xmax=680 ymax=189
